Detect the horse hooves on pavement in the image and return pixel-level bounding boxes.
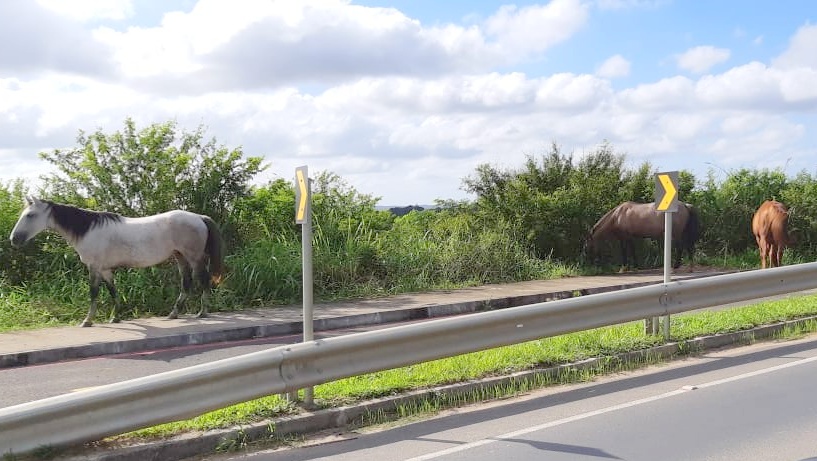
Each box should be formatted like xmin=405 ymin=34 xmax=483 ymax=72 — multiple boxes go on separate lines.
xmin=109 ymin=318 xmax=121 ymax=324
xmin=80 ymin=320 xmax=93 ymax=327
xmin=195 ymin=312 xmax=208 ymax=319
xmin=167 ymin=312 xmax=178 ymax=320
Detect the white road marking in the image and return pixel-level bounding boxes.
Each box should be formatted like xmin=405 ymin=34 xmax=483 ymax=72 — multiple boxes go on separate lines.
xmin=405 ymin=354 xmax=817 ymax=461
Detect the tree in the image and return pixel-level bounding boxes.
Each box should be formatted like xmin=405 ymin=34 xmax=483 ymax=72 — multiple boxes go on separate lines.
xmin=39 ymin=118 xmax=266 ymax=245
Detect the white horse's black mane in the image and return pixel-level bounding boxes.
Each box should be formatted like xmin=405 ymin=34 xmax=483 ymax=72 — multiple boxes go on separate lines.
xmin=46 ymin=201 xmax=122 ymax=240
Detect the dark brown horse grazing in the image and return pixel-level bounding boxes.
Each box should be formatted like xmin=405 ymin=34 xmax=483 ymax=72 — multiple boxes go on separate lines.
xmin=585 ymin=201 xmax=701 ymax=271
xmin=752 ymin=200 xmax=793 ymax=269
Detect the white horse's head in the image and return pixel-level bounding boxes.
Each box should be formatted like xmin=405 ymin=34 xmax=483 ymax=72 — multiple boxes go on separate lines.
xmin=9 ymin=196 xmax=51 ymax=248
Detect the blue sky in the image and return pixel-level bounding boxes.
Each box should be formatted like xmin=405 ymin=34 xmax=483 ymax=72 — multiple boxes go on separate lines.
xmin=358 ymin=1 xmax=811 ymax=79
xmin=1 ymin=0 xmax=816 ymax=205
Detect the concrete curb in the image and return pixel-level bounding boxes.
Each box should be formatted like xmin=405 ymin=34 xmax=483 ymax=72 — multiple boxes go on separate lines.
xmin=67 ymin=314 xmax=817 ymax=461
xmin=0 ymin=278 xmax=682 ymax=369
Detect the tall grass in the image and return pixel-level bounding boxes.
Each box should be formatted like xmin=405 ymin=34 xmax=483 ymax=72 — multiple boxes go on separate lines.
xmin=223 ymin=239 xmax=302 ymax=306
xmin=0 ymin=281 xmax=66 ymax=332
xmin=379 ymin=211 xmax=574 ymax=292
xmin=695 ymin=247 xmax=806 ymax=271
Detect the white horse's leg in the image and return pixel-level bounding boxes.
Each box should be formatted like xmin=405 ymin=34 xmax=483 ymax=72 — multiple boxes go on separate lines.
xmin=196 ymin=294 xmax=210 ymax=318
xmin=168 ymin=291 xmax=187 ymax=319
xmin=81 ymin=270 xmax=102 ymax=327
xmin=194 ymin=263 xmax=211 ymax=318
xmin=169 ymin=256 xmax=192 ymax=319
xmin=100 ymin=269 xmax=121 ymax=323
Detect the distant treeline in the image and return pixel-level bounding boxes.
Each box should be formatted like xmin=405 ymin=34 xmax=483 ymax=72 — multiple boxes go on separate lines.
xmin=388 ymin=205 xmax=426 ymax=216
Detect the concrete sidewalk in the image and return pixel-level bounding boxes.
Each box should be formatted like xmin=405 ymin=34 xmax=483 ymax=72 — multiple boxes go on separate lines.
xmin=0 ymin=271 xmax=717 ymax=368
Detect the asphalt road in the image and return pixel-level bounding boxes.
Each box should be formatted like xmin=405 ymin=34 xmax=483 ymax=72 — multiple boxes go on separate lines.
xmin=0 ymin=323 xmax=411 ymax=407
xmin=206 ymin=333 xmax=817 ymax=461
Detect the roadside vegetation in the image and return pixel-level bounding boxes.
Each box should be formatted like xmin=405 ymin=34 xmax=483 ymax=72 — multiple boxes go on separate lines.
xmin=2 ymin=120 xmax=817 ymax=330
xmin=2 ymin=119 xmax=817 ymax=452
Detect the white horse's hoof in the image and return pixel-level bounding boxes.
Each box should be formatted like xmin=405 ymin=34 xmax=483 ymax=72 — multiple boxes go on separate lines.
xmin=167 ymin=312 xmax=178 ymax=319
xmin=109 ymin=317 xmax=121 ymax=324
xmin=80 ymin=320 xmax=93 ymax=327
xmin=195 ymin=312 xmax=208 ymax=319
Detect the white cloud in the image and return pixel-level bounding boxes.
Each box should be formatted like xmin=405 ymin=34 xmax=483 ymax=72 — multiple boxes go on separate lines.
xmin=617 ymin=76 xmax=695 ymax=111
xmin=611 ymin=60 xmax=814 ymax=112
xmin=596 ymin=55 xmax=631 ymax=78
xmin=710 ymin=117 xmax=805 ymax=164
xmin=0 ymin=2 xmax=114 ymax=76
xmin=535 ymin=73 xmax=613 ymax=111
xmin=319 ymin=73 xmax=538 ymax=116
xmin=36 ymin=0 xmax=134 ymax=21
xmin=772 ymin=23 xmax=817 ymax=69
xmin=484 ymin=0 xmax=589 ymax=60
xmin=779 ymin=67 xmax=817 ymax=103
xmin=657 ymin=113 xmax=713 ymax=142
xmin=676 ymin=45 xmax=731 ymax=74
xmin=95 ymin=0 xmax=454 ymax=85
xmin=89 ymin=0 xmax=588 ymax=93
xmin=0 ymin=75 xmax=142 ymax=138
xmin=695 ymin=62 xmax=781 ymax=108
xmin=608 ymin=113 xmax=648 ymax=140
xmin=720 ymin=113 xmax=767 ymax=135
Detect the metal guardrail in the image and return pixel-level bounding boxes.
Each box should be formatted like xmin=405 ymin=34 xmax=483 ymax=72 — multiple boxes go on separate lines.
xmin=3 ymin=263 xmax=817 ymax=454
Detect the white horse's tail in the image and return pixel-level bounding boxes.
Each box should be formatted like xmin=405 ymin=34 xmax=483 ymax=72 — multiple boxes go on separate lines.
xmin=201 ymin=216 xmax=225 ymax=285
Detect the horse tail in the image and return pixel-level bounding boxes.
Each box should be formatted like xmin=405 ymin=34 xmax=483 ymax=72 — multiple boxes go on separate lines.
xmin=201 ymin=216 xmax=225 ymax=286
xmin=682 ymin=203 xmax=701 ymax=248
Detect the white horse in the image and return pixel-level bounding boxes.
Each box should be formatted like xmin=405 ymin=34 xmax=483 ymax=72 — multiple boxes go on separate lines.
xmin=9 ymin=196 xmax=225 ymax=327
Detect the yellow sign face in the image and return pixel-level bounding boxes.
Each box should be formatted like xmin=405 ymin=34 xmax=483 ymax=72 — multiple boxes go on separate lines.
xmin=654 ymin=171 xmax=679 ymax=212
xmin=295 ymin=167 xmax=309 ymax=223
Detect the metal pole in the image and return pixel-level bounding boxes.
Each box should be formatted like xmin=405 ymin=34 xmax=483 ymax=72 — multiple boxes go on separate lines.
xmin=662 ymin=211 xmax=673 ymax=340
xmin=302 ymin=180 xmax=314 ymax=407
xmin=291 ymin=166 xmax=315 ymax=406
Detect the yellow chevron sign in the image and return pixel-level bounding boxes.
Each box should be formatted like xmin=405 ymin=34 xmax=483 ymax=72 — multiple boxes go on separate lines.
xmin=654 ymin=171 xmax=679 ymax=212
xmin=295 ymin=166 xmax=310 ymax=223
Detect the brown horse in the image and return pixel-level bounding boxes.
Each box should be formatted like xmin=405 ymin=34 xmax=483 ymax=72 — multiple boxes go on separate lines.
xmin=585 ymin=201 xmax=701 ymax=271
xmin=752 ymin=200 xmax=793 ymax=269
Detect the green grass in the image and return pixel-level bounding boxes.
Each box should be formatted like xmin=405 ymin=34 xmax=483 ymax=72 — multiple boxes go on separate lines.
xmin=695 ymin=247 xmax=807 ymax=271
xmin=110 ymin=291 xmax=817 ymax=444
xmin=0 ymin=280 xmax=84 ymax=332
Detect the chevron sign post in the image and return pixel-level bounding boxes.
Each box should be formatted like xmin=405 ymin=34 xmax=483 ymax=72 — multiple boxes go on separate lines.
xmin=653 ymin=171 xmax=680 ymax=338
xmin=294 ymin=166 xmax=314 ymax=407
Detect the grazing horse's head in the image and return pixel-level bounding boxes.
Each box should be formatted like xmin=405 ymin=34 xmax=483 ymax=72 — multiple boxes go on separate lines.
xmin=9 ymin=196 xmax=51 ymax=248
